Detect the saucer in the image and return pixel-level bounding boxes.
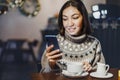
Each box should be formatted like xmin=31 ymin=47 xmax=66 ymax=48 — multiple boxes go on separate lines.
xmin=62 ymin=70 xmax=89 ymax=78
xmin=90 ymin=72 xmax=113 ymax=78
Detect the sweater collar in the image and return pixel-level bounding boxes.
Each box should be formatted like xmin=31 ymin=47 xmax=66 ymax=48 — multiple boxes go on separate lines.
xmin=65 ymin=31 xmax=87 ymax=43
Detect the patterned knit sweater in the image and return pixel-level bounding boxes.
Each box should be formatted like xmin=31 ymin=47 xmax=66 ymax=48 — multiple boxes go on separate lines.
xmin=41 ymin=33 xmax=105 ymax=73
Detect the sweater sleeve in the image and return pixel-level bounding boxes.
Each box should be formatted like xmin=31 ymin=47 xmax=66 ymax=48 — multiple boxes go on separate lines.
xmin=40 ymin=49 xmax=60 ymax=73
xmin=91 ymin=40 xmax=105 ymax=70
xmin=40 ymin=50 xmax=52 ymax=73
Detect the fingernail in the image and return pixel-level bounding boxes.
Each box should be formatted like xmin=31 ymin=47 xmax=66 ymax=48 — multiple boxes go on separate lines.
xmin=57 ymin=49 xmax=60 ymax=51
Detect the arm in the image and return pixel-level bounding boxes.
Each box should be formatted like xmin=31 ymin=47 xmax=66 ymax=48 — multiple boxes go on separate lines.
xmin=40 ymin=45 xmax=62 ymax=73
xmin=91 ymin=41 xmax=105 ymax=70
xmin=40 ymin=50 xmax=52 ymax=73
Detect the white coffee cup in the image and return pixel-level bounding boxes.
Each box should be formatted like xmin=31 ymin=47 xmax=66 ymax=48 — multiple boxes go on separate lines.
xmin=67 ymin=62 xmax=83 ymax=74
xmin=96 ymin=62 xmax=109 ymax=76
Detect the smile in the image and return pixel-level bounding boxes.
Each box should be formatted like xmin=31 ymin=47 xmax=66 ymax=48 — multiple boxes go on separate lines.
xmin=68 ymin=27 xmax=76 ymax=32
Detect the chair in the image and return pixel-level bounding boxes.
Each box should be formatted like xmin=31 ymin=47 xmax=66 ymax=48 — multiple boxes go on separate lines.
xmin=21 ymin=40 xmax=37 ymax=63
xmin=0 ymin=39 xmax=26 ymax=63
xmin=0 ymin=40 xmax=6 ymax=62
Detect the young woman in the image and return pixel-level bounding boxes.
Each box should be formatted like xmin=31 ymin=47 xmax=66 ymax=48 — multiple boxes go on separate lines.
xmin=41 ymin=0 xmax=105 ymax=73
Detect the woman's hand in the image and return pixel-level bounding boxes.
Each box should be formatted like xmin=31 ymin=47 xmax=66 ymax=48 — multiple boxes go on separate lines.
xmin=83 ymin=61 xmax=92 ymax=72
xmin=46 ymin=45 xmax=62 ymax=63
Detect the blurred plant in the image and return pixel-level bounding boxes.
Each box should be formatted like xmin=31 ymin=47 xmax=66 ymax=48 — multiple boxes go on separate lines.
xmin=0 ymin=0 xmax=41 ymax=17
xmin=0 ymin=0 xmax=8 ymax=15
xmin=19 ymin=0 xmax=40 ymax=18
xmin=7 ymin=0 xmax=24 ymax=8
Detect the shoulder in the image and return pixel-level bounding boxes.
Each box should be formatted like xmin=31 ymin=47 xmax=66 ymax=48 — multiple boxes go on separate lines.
xmin=56 ymin=34 xmax=64 ymax=42
xmin=87 ymin=35 xmax=101 ymax=43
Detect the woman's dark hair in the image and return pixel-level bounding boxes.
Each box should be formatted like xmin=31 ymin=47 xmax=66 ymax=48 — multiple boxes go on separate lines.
xmin=58 ymin=0 xmax=92 ymax=36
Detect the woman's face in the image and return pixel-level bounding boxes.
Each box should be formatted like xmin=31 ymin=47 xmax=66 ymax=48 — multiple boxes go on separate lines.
xmin=62 ymin=6 xmax=83 ymax=36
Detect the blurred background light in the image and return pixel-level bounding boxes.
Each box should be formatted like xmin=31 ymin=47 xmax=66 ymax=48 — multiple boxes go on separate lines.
xmin=91 ymin=4 xmax=120 ymax=19
xmin=93 ymin=11 xmax=100 ymax=19
xmin=92 ymin=5 xmax=99 ymax=11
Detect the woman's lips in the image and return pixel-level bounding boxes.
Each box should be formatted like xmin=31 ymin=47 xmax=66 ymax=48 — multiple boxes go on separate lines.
xmin=68 ymin=27 xmax=76 ymax=32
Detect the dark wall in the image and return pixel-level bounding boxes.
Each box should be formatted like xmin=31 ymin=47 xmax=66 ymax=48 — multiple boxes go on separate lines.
xmin=91 ymin=1 xmax=120 ymax=68
xmin=91 ymin=19 xmax=120 ymax=68
xmin=107 ymin=0 xmax=120 ymax=6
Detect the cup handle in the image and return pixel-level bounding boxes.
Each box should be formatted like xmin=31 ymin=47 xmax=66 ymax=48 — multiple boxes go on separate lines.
xmin=105 ymin=64 xmax=109 ymax=73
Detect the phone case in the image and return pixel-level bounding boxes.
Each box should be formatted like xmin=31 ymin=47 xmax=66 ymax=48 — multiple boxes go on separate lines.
xmin=45 ymin=35 xmax=60 ymax=50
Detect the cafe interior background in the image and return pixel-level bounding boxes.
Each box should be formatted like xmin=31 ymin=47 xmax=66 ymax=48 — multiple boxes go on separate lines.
xmin=0 ymin=0 xmax=120 ymax=80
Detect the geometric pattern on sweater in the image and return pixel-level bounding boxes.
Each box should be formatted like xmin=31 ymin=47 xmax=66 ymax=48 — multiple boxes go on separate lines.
xmin=57 ymin=34 xmax=99 ymax=63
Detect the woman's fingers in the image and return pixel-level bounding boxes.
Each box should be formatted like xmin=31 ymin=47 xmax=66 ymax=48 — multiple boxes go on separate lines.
xmin=46 ymin=45 xmax=62 ymax=62
xmin=46 ymin=49 xmax=60 ymax=57
xmin=83 ymin=61 xmax=92 ymax=71
xmin=46 ymin=45 xmax=54 ymax=53
xmin=84 ymin=64 xmax=92 ymax=71
xmin=48 ymin=53 xmax=62 ymax=62
xmin=88 ymin=66 xmax=92 ymax=71
xmin=48 ymin=53 xmax=62 ymax=59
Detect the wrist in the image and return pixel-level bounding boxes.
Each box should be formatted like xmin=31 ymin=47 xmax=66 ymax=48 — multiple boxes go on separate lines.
xmin=48 ymin=61 xmax=56 ymax=69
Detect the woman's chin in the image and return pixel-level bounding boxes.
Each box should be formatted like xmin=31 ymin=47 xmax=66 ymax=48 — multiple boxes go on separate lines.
xmin=69 ymin=33 xmax=77 ymax=36
xmin=66 ymin=31 xmax=77 ymax=36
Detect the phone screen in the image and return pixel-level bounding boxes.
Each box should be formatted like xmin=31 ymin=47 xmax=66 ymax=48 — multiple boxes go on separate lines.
xmin=45 ymin=35 xmax=60 ymax=50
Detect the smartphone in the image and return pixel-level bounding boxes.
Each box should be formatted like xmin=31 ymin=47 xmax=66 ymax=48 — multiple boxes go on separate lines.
xmin=45 ymin=35 xmax=62 ymax=59
xmin=45 ymin=35 xmax=60 ymax=51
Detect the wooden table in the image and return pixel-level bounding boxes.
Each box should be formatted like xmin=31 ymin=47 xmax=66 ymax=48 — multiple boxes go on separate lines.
xmin=31 ymin=68 xmax=118 ymax=80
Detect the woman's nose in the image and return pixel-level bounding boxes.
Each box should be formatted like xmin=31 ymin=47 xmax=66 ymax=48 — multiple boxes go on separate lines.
xmin=67 ymin=19 xmax=74 ymax=26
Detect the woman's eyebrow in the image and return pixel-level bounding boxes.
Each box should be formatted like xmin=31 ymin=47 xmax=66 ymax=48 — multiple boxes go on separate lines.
xmin=62 ymin=13 xmax=80 ymax=17
xmin=62 ymin=15 xmax=68 ymax=19
xmin=62 ymin=15 xmax=67 ymax=17
xmin=72 ymin=13 xmax=80 ymax=16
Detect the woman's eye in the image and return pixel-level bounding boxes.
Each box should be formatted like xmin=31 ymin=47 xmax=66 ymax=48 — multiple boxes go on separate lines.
xmin=63 ymin=18 xmax=67 ymax=21
xmin=73 ymin=16 xmax=79 ymax=19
